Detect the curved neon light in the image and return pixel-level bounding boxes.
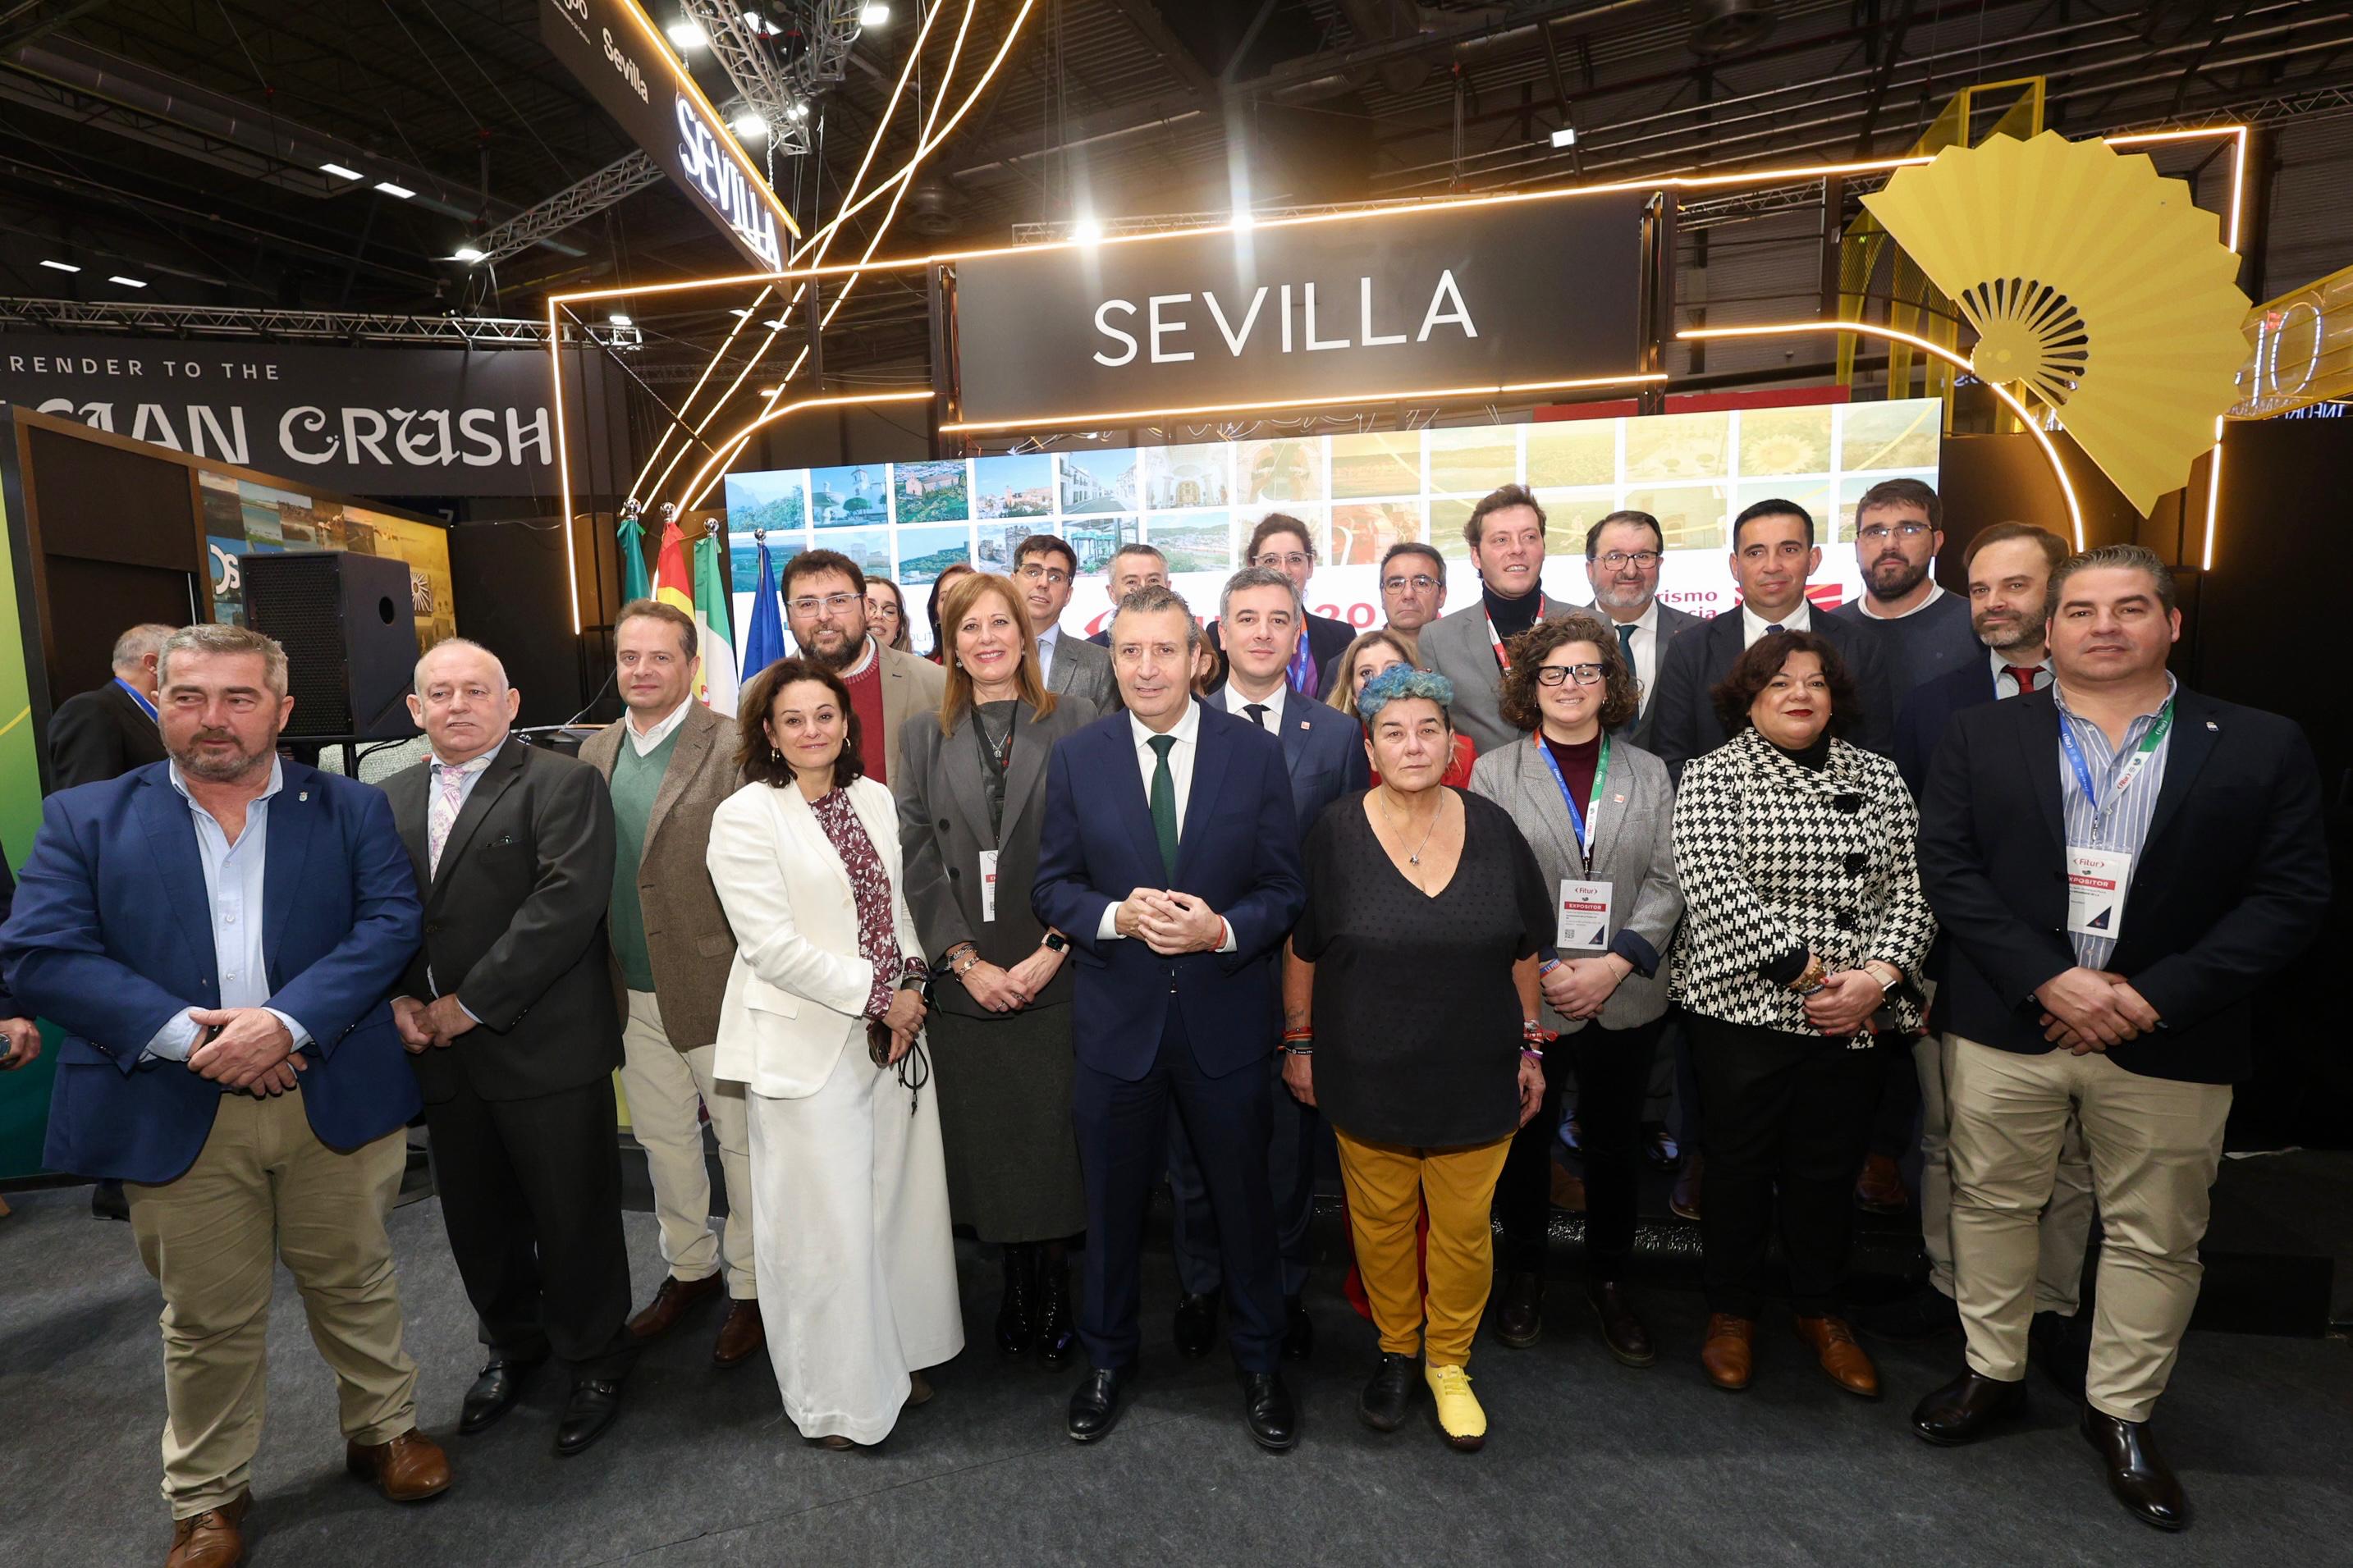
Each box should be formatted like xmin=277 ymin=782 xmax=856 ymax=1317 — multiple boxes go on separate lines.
xmin=674 ymin=389 xmax=936 ymax=514
xmin=934 ymin=373 xmax=1667 ymax=437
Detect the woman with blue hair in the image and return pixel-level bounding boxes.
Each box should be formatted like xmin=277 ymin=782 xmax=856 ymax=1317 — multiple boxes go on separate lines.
xmin=1280 ymin=664 xmax=1554 ymax=1451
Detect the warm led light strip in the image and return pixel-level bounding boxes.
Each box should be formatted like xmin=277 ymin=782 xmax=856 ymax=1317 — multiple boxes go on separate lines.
xmin=1678 ymin=322 xmax=2084 ymax=550
xmin=931 ymin=373 xmax=1667 ymax=437
xmin=673 ymin=389 xmax=937 ymax=515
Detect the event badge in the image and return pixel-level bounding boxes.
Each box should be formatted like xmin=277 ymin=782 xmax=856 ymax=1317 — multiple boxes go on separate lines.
xmin=1557 ymin=878 xmax=1614 ymax=952
xmin=979 ymin=849 xmax=1000 ymax=923
xmin=2064 ymin=847 xmax=2131 ymax=939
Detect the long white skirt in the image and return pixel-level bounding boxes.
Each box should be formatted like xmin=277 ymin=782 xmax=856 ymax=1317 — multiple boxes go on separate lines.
xmin=746 ymin=1038 xmax=964 ymax=1444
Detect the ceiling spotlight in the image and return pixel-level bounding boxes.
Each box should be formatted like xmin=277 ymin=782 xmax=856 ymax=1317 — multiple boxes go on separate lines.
xmin=452 ymin=244 xmax=487 ymax=263
xmin=666 ymin=18 xmax=707 ymax=48
xmin=39 ymin=258 xmax=80 ymax=272
xmin=1070 ymin=217 xmax=1103 ymax=245
xmin=608 ymin=312 xmax=634 ymax=327
xmin=730 ymin=111 xmax=767 ymax=139
xmin=858 ymin=2 xmax=889 ymax=26
xmin=1550 ymin=126 xmax=1577 ymax=149
xmin=785 ymin=102 xmax=809 ymax=121
xmin=108 ymin=275 xmax=149 ymax=288
xmin=741 ymin=8 xmax=779 ymax=36
xmin=374 ymin=181 xmax=416 ymax=199
xmin=1230 ymin=209 xmax=1255 ymax=231
xmin=320 ymin=162 xmax=364 ymax=181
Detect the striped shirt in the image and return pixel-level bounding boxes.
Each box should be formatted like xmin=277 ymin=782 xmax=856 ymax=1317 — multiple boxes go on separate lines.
xmin=2054 ymin=674 xmax=2176 ymax=970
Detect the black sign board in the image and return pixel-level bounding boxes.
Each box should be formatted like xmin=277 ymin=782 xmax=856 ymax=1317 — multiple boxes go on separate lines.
xmin=952 ymin=191 xmax=1651 ymax=426
xmin=540 ymin=0 xmax=792 ymax=271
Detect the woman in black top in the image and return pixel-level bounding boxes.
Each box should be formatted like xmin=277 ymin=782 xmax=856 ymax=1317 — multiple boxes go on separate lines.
xmin=1284 ymin=665 xmax=1552 ymax=1452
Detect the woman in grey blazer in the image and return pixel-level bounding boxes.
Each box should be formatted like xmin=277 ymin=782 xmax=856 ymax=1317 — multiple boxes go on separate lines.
xmin=1469 ymin=613 xmax=1682 ymax=1369
xmin=895 ymin=571 xmax=1098 ymax=1369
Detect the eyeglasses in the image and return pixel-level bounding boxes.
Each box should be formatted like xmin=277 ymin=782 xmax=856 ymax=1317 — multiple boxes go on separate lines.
xmin=1856 ymin=522 xmax=1934 ymax=543
xmin=1256 ymin=551 xmax=1312 ymax=571
xmin=1594 ymin=550 xmax=1662 ymax=569
xmin=787 ymin=592 xmax=861 ymax=616
xmin=1535 ymin=663 xmax=1606 ymax=686
xmin=1380 ymin=574 xmax=1440 ymax=593
xmin=1017 ymin=563 xmax=1071 ymax=587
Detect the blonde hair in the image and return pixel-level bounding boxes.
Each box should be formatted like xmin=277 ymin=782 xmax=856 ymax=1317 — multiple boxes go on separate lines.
xmin=936 ymin=572 xmax=1059 ymax=732
xmin=1325 ymin=628 xmax=1415 ymax=719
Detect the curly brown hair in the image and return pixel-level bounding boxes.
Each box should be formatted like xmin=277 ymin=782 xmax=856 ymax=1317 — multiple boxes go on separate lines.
xmin=1710 ymin=629 xmax=1859 ymax=738
xmin=1498 ymin=613 xmax=1639 ymax=733
xmin=735 ymin=656 xmax=867 ymax=789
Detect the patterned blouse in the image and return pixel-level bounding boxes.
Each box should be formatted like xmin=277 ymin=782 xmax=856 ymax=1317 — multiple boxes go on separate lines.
xmin=808 ymin=786 xmax=926 ymax=1019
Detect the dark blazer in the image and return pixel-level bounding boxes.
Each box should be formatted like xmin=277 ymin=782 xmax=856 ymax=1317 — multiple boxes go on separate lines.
xmin=48 ymin=680 xmax=167 ymax=789
xmin=7 ymin=761 xmax=423 ymax=1184
xmin=1650 ymin=606 xmax=1898 ymax=784
xmin=1209 ymin=612 xmax=1353 ymax=698
xmin=1032 ymin=701 xmax=1307 ymax=1081
xmin=897 ymin=694 xmax=1098 ymax=1020
xmin=1917 ymin=685 xmax=2331 ymax=1083
xmin=1208 ymin=686 xmax=1371 ymax=843
xmin=383 ymin=738 xmax=622 ymax=1104
xmin=1582 ymin=600 xmax=1703 ymax=753
xmin=1043 ymin=631 xmax=1119 ymax=712
xmin=1893 ymin=656 xmax=1998 ymax=797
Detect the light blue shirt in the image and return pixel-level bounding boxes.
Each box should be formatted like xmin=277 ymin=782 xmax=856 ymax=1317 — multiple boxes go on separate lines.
xmin=2055 ymin=674 xmax=2177 ymax=971
xmin=1036 ymin=622 xmax=1061 ymax=683
xmin=141 ymin=760 xmax=314 ymax=1063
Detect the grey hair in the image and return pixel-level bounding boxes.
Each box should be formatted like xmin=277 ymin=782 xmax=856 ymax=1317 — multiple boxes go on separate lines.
xmin=1357 ymin=663 xmax=1456 ymax=725
xmin=413 ymin=636 xmax=510 ymax=697
xmin=1106 ymin=583 xmax=1202 ymax=652
xmin=111 ymin=624 xmax=177 ymax=674
xmin=156 ymin=623 xmax=288 ymax=698
xmin=1219 ymin=565 xmax=1302 ymax=626
xmin=1109 ymin=542 xmax=1166 ymax=570
xmin=2049 ymin=543 xmax=2177 ymax=619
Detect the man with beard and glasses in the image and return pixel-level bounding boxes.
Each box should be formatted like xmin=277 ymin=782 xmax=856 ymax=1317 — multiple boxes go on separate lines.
xmin=1578 ymin=510 xmax=1699 ymax=752
xmin=1832 ymin=478 xmax=1979 ymax=696
xmin=783 ymin=548 xmax=945 ymax=786
xmin=6 ymin=624 xmax=445 ymax=1568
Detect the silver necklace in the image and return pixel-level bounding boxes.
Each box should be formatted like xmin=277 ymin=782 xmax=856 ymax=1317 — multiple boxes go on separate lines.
xmin=1380 ymin=788 xmax=1443 ymax=865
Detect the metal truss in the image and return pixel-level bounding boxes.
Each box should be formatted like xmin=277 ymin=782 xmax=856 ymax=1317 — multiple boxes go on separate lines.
xmin=2113 ymin=85 xmax=2353 ymax=135
xmin=469 ymin=153 xmax=666 ymax=266
xmin=0 ymin=298 xmax=640 ymax=349
xmin=678 ymin=0 xmax=871 ymax=158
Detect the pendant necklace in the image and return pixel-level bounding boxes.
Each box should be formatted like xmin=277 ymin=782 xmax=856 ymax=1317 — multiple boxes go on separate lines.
xmin=1382 ymin=789 xmax=1442 ymax=865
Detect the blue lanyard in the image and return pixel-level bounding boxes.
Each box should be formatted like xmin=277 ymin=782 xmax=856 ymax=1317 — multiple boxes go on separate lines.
xmin=1533 ymin=734 xmax=1610 ymax=869
xmin=2058 ymin=700 xmax=2172 ymax=824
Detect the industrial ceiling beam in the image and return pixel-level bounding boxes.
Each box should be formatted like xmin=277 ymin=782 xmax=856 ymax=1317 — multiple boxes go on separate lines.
xmin=465 ymin=153 xmax=665 ymax=266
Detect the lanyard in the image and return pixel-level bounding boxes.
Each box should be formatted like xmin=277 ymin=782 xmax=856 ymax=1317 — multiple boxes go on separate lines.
xmin=1534 ymin=733 xmax=1611 ymax=871
xmin=2058 ymin=699 xmax=2172 ymax=826
xmin=1486 ymin=595 xmax=1544 ymax=670
xmin=1287 ymin=634 xmax=1317 ymax=697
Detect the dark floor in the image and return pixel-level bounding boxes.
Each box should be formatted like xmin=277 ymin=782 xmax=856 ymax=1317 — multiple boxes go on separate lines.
xmin=3 ymin=1177 xmax=2351 ymax=1568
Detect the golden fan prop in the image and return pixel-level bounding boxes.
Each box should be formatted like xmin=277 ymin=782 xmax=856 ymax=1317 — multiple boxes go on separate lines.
xmin=1861 ymin=130 xmax=2250 ymax=514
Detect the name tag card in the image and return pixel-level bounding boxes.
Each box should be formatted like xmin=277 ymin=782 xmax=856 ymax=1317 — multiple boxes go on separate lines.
xmin=1558 ymin=878 xmax=1614 ymax=952
xmin=2065 ymin=847 xmax=2131 ymax=939
xmin=979 ymin=849 xmax=1000 ymax=923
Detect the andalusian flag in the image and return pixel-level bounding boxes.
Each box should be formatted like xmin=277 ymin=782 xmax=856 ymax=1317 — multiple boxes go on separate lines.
xmin=617 ymin=506 xmax=650 ymax=604
xmin=691 ymin=527 xmax=739 ymax=715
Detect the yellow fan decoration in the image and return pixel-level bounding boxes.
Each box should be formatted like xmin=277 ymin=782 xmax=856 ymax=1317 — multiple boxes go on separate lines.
xmin=1861 ymin=130 xmax=2251 ymax=514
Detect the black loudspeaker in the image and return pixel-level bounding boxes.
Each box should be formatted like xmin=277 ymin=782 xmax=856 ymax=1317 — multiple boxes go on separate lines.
xmin=241 ymin=551 xmax=421 ymax=740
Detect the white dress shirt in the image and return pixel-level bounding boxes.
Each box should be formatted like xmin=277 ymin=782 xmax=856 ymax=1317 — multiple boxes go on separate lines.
xmin=1989 ymin=648 xmax=2054 ymax=697
xmin=625 ymin=695 xmax=694 ymax=757
xmin=1096 ymin=700 xmax=1236 ymax=950
xmin=1222 ymin=681 xmax=1287 ymax=734
xmin=1741 ymin=600 xmax=1814 ymax=647
xmin=1036 ymin=622 xmax=1061 ymax=684
xmin=1856 ymin=580 xmax=1948 ymax=619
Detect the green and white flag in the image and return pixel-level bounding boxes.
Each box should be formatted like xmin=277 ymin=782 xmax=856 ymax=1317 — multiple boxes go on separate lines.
xmin=691 ymin=528 xmax=739 ymax=716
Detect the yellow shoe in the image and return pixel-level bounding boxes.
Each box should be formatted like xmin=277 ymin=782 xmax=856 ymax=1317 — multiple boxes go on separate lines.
xmin=1425 ymin=1363 xmax=1486 ymax=1452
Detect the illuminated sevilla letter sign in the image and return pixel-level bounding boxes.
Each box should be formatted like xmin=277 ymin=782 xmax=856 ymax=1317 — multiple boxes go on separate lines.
xmin=540 ymin=0 xmax=795 ymax=270
xmin=952 ymin=190 xmax=1650 ymax=427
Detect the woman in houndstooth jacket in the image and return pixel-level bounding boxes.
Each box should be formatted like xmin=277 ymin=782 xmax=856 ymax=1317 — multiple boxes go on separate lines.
xmin=1669 ymin=629 xmax=1935 ymax=1403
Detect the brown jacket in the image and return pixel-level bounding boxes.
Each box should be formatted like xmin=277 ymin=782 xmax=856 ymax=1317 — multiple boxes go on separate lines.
xmin=579 ymin=699 xmax=741 ymax=1051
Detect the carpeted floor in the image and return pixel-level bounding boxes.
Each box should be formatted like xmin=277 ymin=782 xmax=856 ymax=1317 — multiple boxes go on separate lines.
xmin=2 ymin=1180 xmax=2348 ymax=1567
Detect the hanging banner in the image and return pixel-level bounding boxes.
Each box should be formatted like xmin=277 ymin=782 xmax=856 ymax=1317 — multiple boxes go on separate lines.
xmin=539 ymin=0 xmax=798 ymax=271
xmin=952 ymin=190 xmax=1652 ymax=427
xmin=0 ymin=334 xmax=618 ymax=496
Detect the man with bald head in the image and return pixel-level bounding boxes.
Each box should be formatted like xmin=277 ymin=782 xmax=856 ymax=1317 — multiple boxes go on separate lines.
xmin=384 ymin=638 xmax=637 ymax=1458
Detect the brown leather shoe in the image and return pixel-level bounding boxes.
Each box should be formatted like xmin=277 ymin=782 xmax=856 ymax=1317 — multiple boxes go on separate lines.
xmin=629 ymin=1272 xmax=722 ymax=1339
xmin=1855 ymin=1153 xmax=1911 ymax=1214
xmin=1586 ymin=1282 xmax=1655 ymax=1368
xmin=1701 ymin=1313 xmax=1753 ymax=1391
xmin=345 ymin=1428 xmax=452 ymax=1503
xmin=1495 ymin=1271 xmax=1545 ymax=1347
xmin=1670 ymin=1153 xmax=1704 ymax=1222
xmin=166 ymin=1493 xmax=249 ymax=1568
xmin=1795 ymin=1314 xmax=1881 ymax=1398
xmin=1547 ymin=1164 xmax=1587 ymax=1211
xmin=712 ymin=1300 xmax=766 ymax=1368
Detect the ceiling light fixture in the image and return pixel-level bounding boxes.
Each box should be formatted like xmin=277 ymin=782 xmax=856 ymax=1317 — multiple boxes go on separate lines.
xmin=858 ymin=2 xmax=889 ymax=26
xmin=609 ymin=312 xmax=634 ymax=327
xmin=39 ymin=259 xmax=80 ymax=272
xmin=785 ymin=102 xmax=809 ymax=121
xmin=1550 ymin=126 xmax=1577 ymax=149
xmin=452 ymin=245 xmax=487 ymax=263
xmin=108 ymin=275 xmax=149 ymax=288
xmin=731 ymin=111 xmax=767 ymax=139
xmin=320 ymin=162 xmax=363 ymax=180
xmin=666 ymin=18 xmax=708 ymax=48
xmin=1231 ymin=209 xmax=1255 ymax=231
xmin=1070 ymin=216 xmax=1103 ymax=245
xmin=374 ymin=181 xmax=416 ymax=199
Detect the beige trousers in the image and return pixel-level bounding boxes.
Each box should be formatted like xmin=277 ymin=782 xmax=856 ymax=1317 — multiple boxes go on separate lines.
xmin=620 ymin=990 xmax=756 ymax=1297
xmin=1915 ymin=1031 xmax=2094 ymax=1312
xmin=125 ymin=1092 xmax=417 ymax=1518
xmin=1946 ymin=1035 xmax=2231 ymax=1424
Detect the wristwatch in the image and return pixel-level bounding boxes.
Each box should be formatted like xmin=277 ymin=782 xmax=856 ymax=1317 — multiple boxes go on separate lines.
xmin=1041 ymin=932 xmax=1070 ymax=954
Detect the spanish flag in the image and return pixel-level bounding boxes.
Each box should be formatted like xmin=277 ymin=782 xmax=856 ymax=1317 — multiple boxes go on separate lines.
xmin=648 ymin=515 xmax=739 ymax=715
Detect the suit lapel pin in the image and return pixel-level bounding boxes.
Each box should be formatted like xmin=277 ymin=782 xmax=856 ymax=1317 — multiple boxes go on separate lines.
xmin=299 ymin=790 xmax=309 ymax=802
xmin=1298 ymin=720 xmax=1310 ymax=730
xmin=2204 ymin=720 xmax=2218 ymax=730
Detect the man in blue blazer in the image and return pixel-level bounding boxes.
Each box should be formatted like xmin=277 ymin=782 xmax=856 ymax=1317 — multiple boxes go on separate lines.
xmin=1034 ymin=584 xmax=1308 ymax=1451
xmin=1170 ymin=566 xmax=1368 ymax=1362
xmin=3 ymin=624 xmax=444 ymax=1567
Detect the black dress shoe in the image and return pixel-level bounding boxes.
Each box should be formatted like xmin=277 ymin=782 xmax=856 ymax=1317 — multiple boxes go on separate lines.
xmin=1641 ymin=1121 xmax=1681 ymax=1172
xmin=1172 ymin=1289 xmax=1220 ymax=1360
xmin=2032 ymin=1309 xmax=2090 ymax=1397
xmin=90 ymin=1179 xmax=130 ymax=1223
xmin=996 ymin=1242 xmax=1039 ymax=1355
xmin=1066 ymin=1365 xmax=1132 ymax=1443
xmin=1911 ymin=1368 xmax=2026 ymax=1447
xmin=2081 ymin=1407 xmax=2190 ymax=1531
xmin=1856 ymin=1285 xmax=1963 ymax=1342
xmin=1034 ymin=1256 xmax=1076 ymax=1371
xmin=1240 ymin=1370 xmax=1297 ymax=1452
xmin=1586 ymin=1282 xmax=1655 ymax=1368
xmin=554 ymin=1378 xmax=624 ymax=1457
xmin=459 ymin=1356 xmax=543 ymax=1435
xmin=1357 ymin=1352 xmax=1418 ymax=1433
xmin=1280 ymin=1295 xmax=1313 ymax=1362
xmin=1495 ymin=1271 xmax=1544 ymax=1348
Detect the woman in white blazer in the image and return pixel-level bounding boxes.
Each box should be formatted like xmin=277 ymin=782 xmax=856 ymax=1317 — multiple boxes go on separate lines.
xmin=707 ymin=656 xmax=964 ymax=1449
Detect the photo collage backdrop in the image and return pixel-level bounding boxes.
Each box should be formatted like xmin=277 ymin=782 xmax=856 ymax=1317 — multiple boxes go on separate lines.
xmin=200 ymin=471 xmax=459 ymax=650
xmin=722 ymin=398 xmax=1941 ymax=657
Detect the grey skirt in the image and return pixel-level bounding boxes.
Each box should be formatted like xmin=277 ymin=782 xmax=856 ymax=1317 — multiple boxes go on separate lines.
xmin=927 ymin=1001 xmax=1087 ymax=1244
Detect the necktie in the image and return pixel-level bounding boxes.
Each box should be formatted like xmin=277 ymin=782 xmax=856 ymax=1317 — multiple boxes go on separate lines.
xmin=1147 ymin=734 xmax=1179 ymax=880
xmin=2004 ymin=664 xmax=2044 ymax=694
xmin=427 ymin=763 xmax=467 ymax=878
xmin=1615 ymin=622 xmax=1637 ymax=663
xmin=1765 ymin=622 xmax=1786 ymax=636
xmin=1243 ymin=702 xmax=1270 ymax=732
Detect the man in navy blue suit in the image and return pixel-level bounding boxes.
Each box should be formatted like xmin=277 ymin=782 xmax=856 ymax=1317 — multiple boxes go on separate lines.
xmin=1034 ymin=584 xmax=1307 ymax=1451
xmin=3 ymin=623 xmax=445 ymax=1568
xmin=1169 ymin=566 xmax=1367 ymax=1363
xmin=1894 ymin=523 xmax=2071 ymax=793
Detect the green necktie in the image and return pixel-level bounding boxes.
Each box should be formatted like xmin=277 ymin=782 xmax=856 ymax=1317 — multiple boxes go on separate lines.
xmin=1147 ymin=734 xmax=1179 ymax=879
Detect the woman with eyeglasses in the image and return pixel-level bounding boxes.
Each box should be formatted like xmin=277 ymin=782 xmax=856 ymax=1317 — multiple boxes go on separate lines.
xmin=1330 ymin=629 xmax=1474 ymax=788
xmin=1469 ymin=615 xmax=1683 ymax=1367
xmin=866 ymin=578 xmax=913 ymax=653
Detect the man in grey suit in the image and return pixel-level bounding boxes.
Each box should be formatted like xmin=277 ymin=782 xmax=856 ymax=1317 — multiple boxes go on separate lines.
xmin=1580 ymin=510 xmax=1701 ymax=752
xmin=1420 ymin=484 xmax=1577 ymax=757
xmin=1016 ymin=533 xmax=1119 ymax=711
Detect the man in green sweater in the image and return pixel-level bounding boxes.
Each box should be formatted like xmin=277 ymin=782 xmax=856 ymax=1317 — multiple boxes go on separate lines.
xmin=579 ymin=600 xmax=762 ymax=1367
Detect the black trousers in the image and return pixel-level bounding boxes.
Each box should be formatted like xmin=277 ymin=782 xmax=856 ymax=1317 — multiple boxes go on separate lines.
xmin=1865 ymin=1033 xmax=1923 ymax=1160
xmin=1071 ymin=1008 xmax=1284 ymax=1374
xmin=422 ymin=1074 xmax=639 ymax=1381
xmin=1689 ymin=1015 xmax=1881 ymax=1319
xmin=1498 ymin=1014 xmax=1667 ymax=1278
xmin=1166 ymin=1051 xmax=1321 ymax=1300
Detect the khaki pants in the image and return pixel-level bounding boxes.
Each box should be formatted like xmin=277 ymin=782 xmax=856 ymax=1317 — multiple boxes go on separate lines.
xmin=1334 ymin=1128 xmax=1513 ymax=1367
xmin=126 ymin=1092 xmax=416 ymax=1518
xmin=620 ymin=990 xmax=755 ymax=1298
xmin=1916 ymin=1031 xmax=2094 ymax=1311
xmin=1946 ymin=1035 xmax=2231 ymax=1424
